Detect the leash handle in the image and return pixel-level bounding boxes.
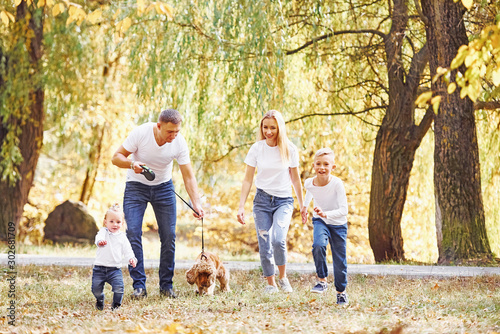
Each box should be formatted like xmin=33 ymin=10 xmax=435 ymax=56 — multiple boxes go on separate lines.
xmin=173 ymin=190 xmax=204 ymax=252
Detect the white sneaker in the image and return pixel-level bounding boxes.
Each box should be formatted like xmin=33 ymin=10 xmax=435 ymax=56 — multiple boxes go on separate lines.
xmin=278 ymin=277 xmax=293 ymax=292
xmin=264 ymin=285 xmax=279 ymax=294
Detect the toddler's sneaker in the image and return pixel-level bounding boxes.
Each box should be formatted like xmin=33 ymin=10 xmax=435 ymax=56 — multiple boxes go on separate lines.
xmin=95 ymin=300 xmax=104 ymax=311
xmin=336 ymin=292 xmax=348 ymax=305
xmin=311 ymin=281 xmax=328 ymax=294
xmin=278 ymin=277 xmax=293 ymax=292
xmin=263 ymin=285 xmax=279 ymax=294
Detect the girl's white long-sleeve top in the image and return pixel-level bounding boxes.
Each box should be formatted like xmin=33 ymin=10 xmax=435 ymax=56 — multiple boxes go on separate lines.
xmin=94 ymin=228 xmax=136 ymax=268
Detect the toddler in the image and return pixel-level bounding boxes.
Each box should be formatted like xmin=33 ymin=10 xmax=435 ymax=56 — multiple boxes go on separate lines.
xmin=91 ymin=203 xmax=137 ymax=310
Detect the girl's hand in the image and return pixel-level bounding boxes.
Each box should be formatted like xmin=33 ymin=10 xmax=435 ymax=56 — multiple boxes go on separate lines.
xmin=129 ymin=258 xmax=137 ymax=268
xmin=97 ymin=240 xmax=107 ymax=247
xmin=313 ymin=206 xmax=327 ymax=218
xmin=237 ymin=208 xmax=246 ymax=225
xmin=300 ymin=206 xmax=308 ymax=224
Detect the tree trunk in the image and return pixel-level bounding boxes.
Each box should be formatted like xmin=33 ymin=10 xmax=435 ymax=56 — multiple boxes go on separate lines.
xmin=422 ymin=0 xmax=492 ymax=262
xmin=368 ymin=0 xmax=433 ymax=262
xmin=0 ymin=2 xmax=44 ymax=240
xmin=79 ymin=124 xmax=106 ymax=205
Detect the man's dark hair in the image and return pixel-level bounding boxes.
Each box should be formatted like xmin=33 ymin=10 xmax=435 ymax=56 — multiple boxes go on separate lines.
xmin=159 ymin=109 xmax=183 ymax=124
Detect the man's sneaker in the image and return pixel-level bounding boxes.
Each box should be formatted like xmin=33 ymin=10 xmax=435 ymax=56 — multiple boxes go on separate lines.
xmin=337 ymin=292 xmax=348 ymax=305
xmin=160 ymin=288 xmax=177 ymax=299
xmin=111 ymin=302 xmax=121 ymax=310
xmin=131 ymin=288 xmax=147 ymax=299
xmin=311 ymin=281 xmax=328 ymax=294
xmin=278 ymin=277 xmax=293 ymax=292
xmin=263 ymin=285 xmax=279 ymax=294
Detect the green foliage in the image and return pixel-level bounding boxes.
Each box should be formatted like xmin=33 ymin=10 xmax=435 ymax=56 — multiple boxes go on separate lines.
xmin=0 ymin=4 xmax=43 ymax=184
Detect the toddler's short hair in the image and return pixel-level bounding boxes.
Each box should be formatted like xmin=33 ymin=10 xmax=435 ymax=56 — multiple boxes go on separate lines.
xmin=315 ymin=148 xmax=335 ymax=164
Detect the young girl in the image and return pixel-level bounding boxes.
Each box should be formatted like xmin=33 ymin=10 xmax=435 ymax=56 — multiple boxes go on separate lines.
xmin=91 ymin=203 xmax=137 ymax=310
xmin=237 ymin=110 xmax=307 ymax=294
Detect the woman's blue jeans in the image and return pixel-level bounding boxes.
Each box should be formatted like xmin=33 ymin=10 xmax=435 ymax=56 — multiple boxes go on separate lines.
xmin=252 ymin=188 xmax=294 ymax=277
xmin=312 ymin=217 xmax=348 ymax=292
xmin=91 ymin=266 xmax=124 ymax=306
xmin=124 ymin=180 xmax=177 ymax=291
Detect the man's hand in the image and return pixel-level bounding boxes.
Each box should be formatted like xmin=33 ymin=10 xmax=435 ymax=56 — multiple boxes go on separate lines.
xmin=192 ymin=204 xmax=205 ymax=219
xmin=129 ymin=258 xmax=137 ymax=268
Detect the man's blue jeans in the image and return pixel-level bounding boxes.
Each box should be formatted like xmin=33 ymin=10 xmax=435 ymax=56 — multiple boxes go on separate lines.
xmin=252 ymin=188 xmax=294 ymax=277
xmin=312 ymin=217 xmax=348 ymax=293
xmin=124 ymin=180 xmax=177 ymax=291
xmin=91 ymin=266 xmax=124 ymax=306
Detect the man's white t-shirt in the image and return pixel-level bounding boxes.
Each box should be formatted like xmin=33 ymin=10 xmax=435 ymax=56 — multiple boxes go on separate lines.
xmin=122 ymin=122 xmax=190 ymax=186
xmin=244 ymin=140 xmax=299 ymax=198
xmin=304 ymin=176 xmax=348 ymax=225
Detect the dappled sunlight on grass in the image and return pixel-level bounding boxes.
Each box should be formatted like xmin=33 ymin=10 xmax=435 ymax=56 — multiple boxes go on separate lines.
xmin=1 ymin=265 xmax=498 ymax=333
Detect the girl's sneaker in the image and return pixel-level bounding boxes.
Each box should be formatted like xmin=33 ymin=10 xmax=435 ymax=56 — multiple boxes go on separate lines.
xmin=264 ymin=285 xmax=279 ymax=294
xmin=278 ymin=277 xmax=293 ymax=292
xmin=336 ymin=292 xmax=348 ymax=305
xmin=311 ymin=281 xmax=328 ymax=294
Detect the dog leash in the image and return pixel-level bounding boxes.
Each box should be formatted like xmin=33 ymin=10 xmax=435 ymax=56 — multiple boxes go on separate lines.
xmin=173 ymin=190 xmax=205 ymax=253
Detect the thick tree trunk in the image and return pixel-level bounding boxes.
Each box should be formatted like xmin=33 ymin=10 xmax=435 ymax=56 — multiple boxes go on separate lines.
xmin=0 ymin=2 xmax=44 ymax=240
xmin=368 ymin=0 xmax=432 ymax=262
xmin=422 ymin=0 xmax=492 ymax=262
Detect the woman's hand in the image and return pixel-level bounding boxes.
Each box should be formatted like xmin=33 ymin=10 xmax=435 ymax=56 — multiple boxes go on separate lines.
xmin=237 ymin=207 xmax=246 ymax=225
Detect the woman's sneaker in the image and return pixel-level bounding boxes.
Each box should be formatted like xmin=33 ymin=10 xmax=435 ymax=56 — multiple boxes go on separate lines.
xmin=264 ymin=285 xmax=279 ymax=294
xmin=278 ymin=277 xmax=293 ymax=292
xmin=310 ymin=281 xmax=328 ymax=294
xmin=337 ymin=292 xmax=348 ymax=305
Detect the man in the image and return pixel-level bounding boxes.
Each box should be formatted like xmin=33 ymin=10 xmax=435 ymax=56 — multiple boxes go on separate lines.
xmin=112 ymin=109 xmax=204 ymax=299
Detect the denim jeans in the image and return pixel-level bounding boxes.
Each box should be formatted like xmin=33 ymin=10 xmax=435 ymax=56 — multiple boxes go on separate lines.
xmin=312 ymin=217 xmax=348 ymax=292
xmin=124 ymin=180 xmax=177 ymax=291
xmin=252 ymin=188 xmax=294 ymax=277
xmin=91 ymin=266 xmax=124 ymax=306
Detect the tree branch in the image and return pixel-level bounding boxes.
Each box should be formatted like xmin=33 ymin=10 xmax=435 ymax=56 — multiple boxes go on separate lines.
xmin=286 ymin=106 xmax=387 ymax=124
xmin=285 ymin=29 xmax=386 ymax=55
xmin=414 ymin=107 xmax=434 ymax=142
xmin=474 ymin=101 xmax=500 ymax=110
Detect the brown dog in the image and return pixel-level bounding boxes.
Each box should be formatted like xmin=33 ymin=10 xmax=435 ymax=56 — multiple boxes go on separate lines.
xmin=186 ymin=251 xmax=230 ymax=295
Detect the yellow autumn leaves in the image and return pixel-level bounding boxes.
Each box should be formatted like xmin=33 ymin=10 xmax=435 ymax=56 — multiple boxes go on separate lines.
xmin=1 ymin=0 xmax=174 ymax=33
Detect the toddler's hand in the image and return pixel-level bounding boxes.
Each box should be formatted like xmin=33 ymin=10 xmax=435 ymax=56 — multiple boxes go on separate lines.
xmin=129 ymin=258 xmax=137 ymax=268
xmin=97 ymin=240 xmax=107 ymax=247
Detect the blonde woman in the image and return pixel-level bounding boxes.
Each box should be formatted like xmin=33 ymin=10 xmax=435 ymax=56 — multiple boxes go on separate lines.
xmin=237 ymin=110 xmax=307 ymax=293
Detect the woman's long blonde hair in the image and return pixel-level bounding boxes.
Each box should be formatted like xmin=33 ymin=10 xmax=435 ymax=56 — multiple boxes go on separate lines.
xmin=257 ymin=110 xmax=290 ymax=165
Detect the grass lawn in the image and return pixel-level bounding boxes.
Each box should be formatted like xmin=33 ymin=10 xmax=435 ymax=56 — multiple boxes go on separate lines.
xmin=1 ymin=265 xmax=498 ymax=333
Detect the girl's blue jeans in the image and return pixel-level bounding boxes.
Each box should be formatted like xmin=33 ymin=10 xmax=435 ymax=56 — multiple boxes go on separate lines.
xmin=312 ymin=217 xmax=348 ymax=292
xmin=91 ymin=266 xmax=124 ymax=306
xmin=124 ymin=180 xmax=177 ymax=291
xmin=252 ymin=188 xmax=294 ymax=277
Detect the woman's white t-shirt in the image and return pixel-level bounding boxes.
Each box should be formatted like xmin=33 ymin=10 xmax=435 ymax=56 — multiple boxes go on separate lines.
xmin=304 ymin=176 xmax=348 ymax=225
xmin=122 ymin=122 xmax=190 ymax=186
xmin=244 ymin=140 xmax=299 ymax=198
